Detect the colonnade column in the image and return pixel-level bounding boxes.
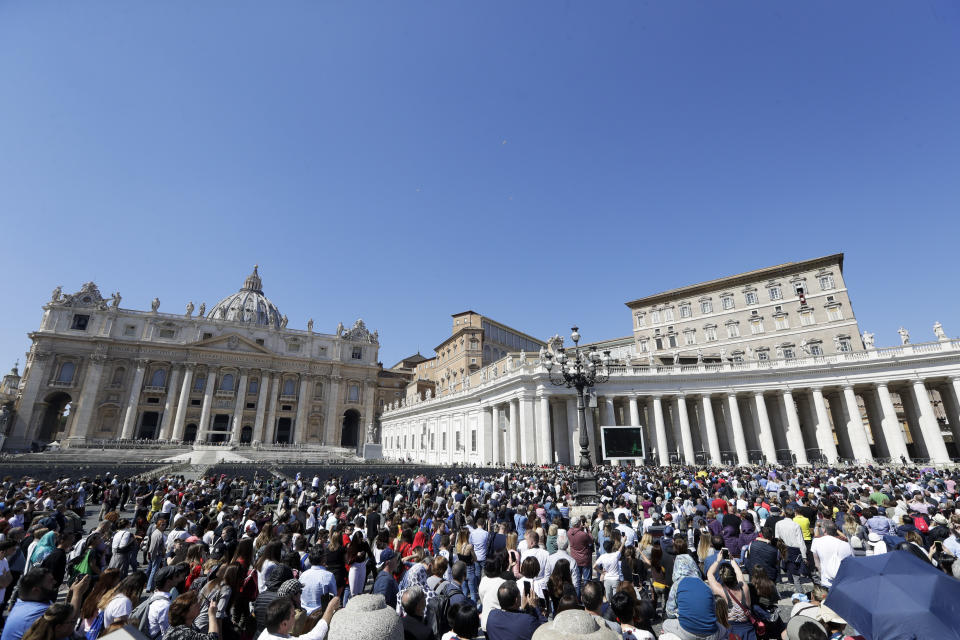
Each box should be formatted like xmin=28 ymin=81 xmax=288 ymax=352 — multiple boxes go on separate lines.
xmin=699 ymin=395 xmax=722 ymax=464
xmin=810 ymin=387 xmax=839 ymax=463
xmin=566 ymin=396 xmax=579 ymax=466
xmin=171 ymin=364 xmax=194 ymax=441
xmin=943 ymin=377 xmax=960 ymax=452
xmin=628 ymin=396 xmax=647 ymax=461
xmin=482 ymin=407 xmax=494 ymax=464
xmin=675 ymin=394 xmax=695 ymax=464
xmin=652 ymin=395 xmax=669 ymax=467
xmin=198 ymin=369 xmax=216 ymax=439
xmin=230 ymin=369 xmax=249 ymax=443
xmin=158 ymin=366 xmax=182 ymax=441
xmin=911 ymin=379 xmax=950 ymax=463
xmin=753 ymin=392 xmax=777 ymax=463
xmin=780 ymin=390 xmax=808 ymax=465
xmin=253 ymin=371 xmax=271 ymax=443
xmin=841 ymin=385 xmax=873 ymax=462
xmin=120 ymin=359 xmax=148 ymax=439
xmin=875 ymin=383 xmax=909 ymax=462
xmin=67 ymin=355 xmax=107 ymax=441
xmin=491 ymin=405 xmax=502 ymax=464
xmin=519 ymin=395 xmax=536 ymax=463
xmin=726 ymin=393 xmax=749 ymax=465
xmin=538 ymin=394 xmax=552 ymax=464
xmin=507 ymin=400 xmax=519 ymax=464
xmin=294 ymin=375 xmax=311 ymax=445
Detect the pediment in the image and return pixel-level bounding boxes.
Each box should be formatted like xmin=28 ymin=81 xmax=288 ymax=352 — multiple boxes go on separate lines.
xmin=191 ymin=333 xmax=273 ymax=354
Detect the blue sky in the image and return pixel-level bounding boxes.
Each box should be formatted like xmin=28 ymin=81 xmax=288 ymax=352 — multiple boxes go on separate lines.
xmin=1 ymin=1 xmax=959 ymax=369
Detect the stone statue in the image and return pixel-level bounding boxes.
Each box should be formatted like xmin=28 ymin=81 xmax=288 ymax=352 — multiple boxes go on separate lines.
xmin=747 ymin=346 xmax=755 ymax=361
xmin=800 ymin=339 xmax=811 ymax=355
xmin=151 ymin=297 xmax=160 ymax=313
xmin=198 ymin=302 xmax=206 ymax=317
xmin=672 ymin=351 xmax=680 ymax=365
xmin=50 ymin=286 xmax=62 ymax=303
xmin=719 ymin=348 xmax=727 ymax=361
xmin=898 ymin=327 xmax=910 ymax=345
xmin=934 ymin=321 xmax=947 ymax=341
xmin=281 ymin=315 xmax=288 ymax=328
xmin=336 ymin=322 xmax=344 ymax=336
xmin=0 ymin=404 xmax=11 ymax=434
xmin=366 ymin=423 xmax=375 ymax=443
xmin=464 ymin=376 xmax=471 ymax=390
xmin=647 ymin=351 xmax=655 ymax=366
xmin=426 ymin=389 xmax=432 ymax=399
xmin=307 ymin=318 xmax=314 ymax=332
xmin=372 ymin=330 xmax=378 ymax=343
xmin=862 ymin=331 xmax=875 ymax=349
xmin=518 ymin=351 xmax=527 ymax=364
xmin=111 ymin=291 xmax=121 ymax=308
xmin=481 ymin=368 xmax=487 ymax=382
xmin=185 ymin=301 xmax=194 ymax=317
xmin=696 ymin=348 xmax=703 ymax=364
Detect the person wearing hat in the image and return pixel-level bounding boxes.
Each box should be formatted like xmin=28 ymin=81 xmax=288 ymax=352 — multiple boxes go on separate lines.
xmin=372 ymin=548 xmax=399 ymax=610
xmin=784 ymin=615 xmax=828 ymax=640
xmin=327 ymin=594 xmax=401 ymax=640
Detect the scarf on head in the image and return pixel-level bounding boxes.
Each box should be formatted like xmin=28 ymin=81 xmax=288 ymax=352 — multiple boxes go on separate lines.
xmin=30 ymin=531 xmax=57 ymax=565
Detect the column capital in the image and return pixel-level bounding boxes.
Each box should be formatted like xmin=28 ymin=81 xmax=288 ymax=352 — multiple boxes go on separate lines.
xmin=752 ymin=390 xmax=766 ymax=397
xmin=183 ymin=362 xmax=198 ymax=370
xmin=873 ymin=380 xmax=890 ymax=389
xmin=89 ymin=354 xmax=109 ymax=364
xmin=841 ymin=383 xmax=855 ymax=391
xmin=134 ymin=358 xmax=150 ymax=368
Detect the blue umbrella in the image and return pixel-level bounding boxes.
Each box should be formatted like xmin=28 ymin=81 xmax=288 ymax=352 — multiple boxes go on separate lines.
xmin=824 ymin=550 xmax=960 ymax=640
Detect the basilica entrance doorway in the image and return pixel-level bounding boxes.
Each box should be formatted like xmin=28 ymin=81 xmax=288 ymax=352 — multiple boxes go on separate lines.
xmin=137 ymin=411 xmax=160 ymax=439
xmin=184 ymin=423 xmax=198 ymax=443
xmin=275 ymin=417 xmax=292 ymax=443
xmin=209 ymin=414 xmax=230 ymax=443
xmin=38 ymin=392 xmax=72 ymax=442
xmin=240 ymin=425 xmax=253 ymax=443
xmin=341 ymin=409 xmax=360 ymax=448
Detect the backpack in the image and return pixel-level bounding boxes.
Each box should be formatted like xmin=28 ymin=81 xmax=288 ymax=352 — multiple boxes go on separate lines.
xmin=131 ymin=592 xmax=170 ymax=640
xmin=432 ymin=581 xmax=462 ymax=637
xmin=913 ymin=516 xmax=929 ymax=534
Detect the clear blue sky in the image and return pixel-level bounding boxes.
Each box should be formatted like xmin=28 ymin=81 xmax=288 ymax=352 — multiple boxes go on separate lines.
xmin=1 ymin=1 xmax=959 ymax=369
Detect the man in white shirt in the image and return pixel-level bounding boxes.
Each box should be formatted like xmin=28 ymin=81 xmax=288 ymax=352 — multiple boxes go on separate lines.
xmin=546 ymin=531 xmax=579 ymax=593
xmin=519 ymin=531 xmax=550 ymax=592
xmin=615 ymin=514 xmax=637 ymax=547
xmin=147 ymin=567 xmax=178 ymax=639
xmin=810 ymin=523 xmax=852 ymax=587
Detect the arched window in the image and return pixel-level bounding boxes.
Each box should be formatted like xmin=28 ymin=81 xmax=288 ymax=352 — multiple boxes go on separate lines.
xmin=248 ymin=378 xmax=259 ymax=394
xmin=57 ymin=362 xmax=75 ymax=383
xmin=282 ymin=379 xmax=295 ymax=396
xmin=150 ymin=369 xmax=166 ymax=387
xmin=112 ymin=367 xmax=126 ymax=385
xmin=220 ymin=374 xmax=235 ymax=391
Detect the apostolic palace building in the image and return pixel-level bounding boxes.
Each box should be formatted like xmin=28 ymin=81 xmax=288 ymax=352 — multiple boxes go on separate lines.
xmin=2 ymin=254 xmax=959 ymax=467
xmin=0 ymin=267 xmax=391 ymax=452
xmin=380 ymin=254 xmax=960 ymax=467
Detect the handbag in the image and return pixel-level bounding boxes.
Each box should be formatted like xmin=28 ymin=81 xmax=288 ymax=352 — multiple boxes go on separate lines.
xmin=726 ymin=586 xmax=767 ymax=638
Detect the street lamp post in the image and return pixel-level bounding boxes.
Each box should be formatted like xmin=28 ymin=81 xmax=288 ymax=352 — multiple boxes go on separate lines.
xmin=542 ymin=326 xmax=610 ymax=505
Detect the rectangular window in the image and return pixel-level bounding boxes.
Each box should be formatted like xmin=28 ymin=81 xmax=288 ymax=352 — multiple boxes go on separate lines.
xmin=684 ymin=331 xmax=696 ymax=346
xmin=775 ymin=316 xmax=789 ymax=330
xmin=455 ymin=432 xmax=462 ymax=450
xmin=800 ymin=310 xmax=815 ymax=326
xmin=158 ymin=328 xmax=175 ymax=339
xmin=655 ymin=337 xmax=663 ymax=350
xmin=442 ymin=433 xmax=447 ymax=450
xmin=837 ymin=337 xmax=852 ymax=352
xmin=721 ymin=296 xmax=734 ymax=310
xmin=635 ymin=314 xmax=645 ymax=328
xmin=256 ymin=338 xmax=265 ymax=345
xmin=810 ymin=344 xmax=824 ymax=356
xmin=190 ymin=399 xmax=201 ymax=406
xmin=819 ymin=275 xmax=835 ymax=290
xmin=700 ymin=300 xmax=713 ymax=314
xmin=124 ymin=325 xmax=136 ymax=337
xmin=827 ymin=307 xmax=843 ymax=321
xmin=782 ymin=346 xmax=796 ymax=359
xmin=638 ymin=339 xmax=649 ymax=353
xmin=651 ymin=310 xmax=661 ymax=324
xmin=668 ymin=335 xmax=677 ymax=348
xmin=726 ymin=324 xmax=740 ymax=338
xmin=351 ymin=346 xmax=363 ymax=359
xmin=745 ymin=291 xmax=759 ymax=305
xmin=664 ymin=308 xmax=675 ymax=321
xmin=750 ymin=319 xmax=765 ymax=334
xmin=202 ymin=332 xmax=213 ymax=340
xmin=793 ymin=282 xmax=805 ymax=296
xmin=194 ymin=377 xmax=206 ymax=391
xmin=757 ymin=350 xmax=770 ymax=361
xmin=705 ymin=326 xmax=718 ymax=341
xmin=679 ymin=304 xmax=692 ymax=318
xmin=246 ymin=402 xmax=256 ymax=409
xmin=287 ymin=343 xmax=301 ymax=352
xmin=71 ymin=314 xmax=90 ymax=330
xmin=471 ymin=430 xmax=477 ymax=452
xmin=769 ymin=287 xmax=782 ymax=301
xmin=732 ymin=354 xmax=744 ymax=364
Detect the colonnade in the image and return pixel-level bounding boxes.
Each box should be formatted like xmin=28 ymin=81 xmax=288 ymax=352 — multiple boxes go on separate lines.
xmin=383 ymin=375 xmax=960 ymax=465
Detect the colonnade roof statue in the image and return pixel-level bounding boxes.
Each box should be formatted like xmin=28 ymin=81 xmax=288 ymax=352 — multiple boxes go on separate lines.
xmin=206 ymin=265 xmax=284 ymax=329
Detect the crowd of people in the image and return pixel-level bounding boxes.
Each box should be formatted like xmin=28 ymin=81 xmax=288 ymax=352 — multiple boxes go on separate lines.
xmin=0 ymin=460 xmax=957 ymax=640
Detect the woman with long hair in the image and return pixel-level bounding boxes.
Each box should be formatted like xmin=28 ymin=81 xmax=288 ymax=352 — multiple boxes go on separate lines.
xmin=747 ymin=565 xmax=784 ymax=638
xmin=22 ymin=603 xmax=76 ymax=640
xmin=195 ymin=563 xmax=241 ymax=639
xmin=98 ymin=571 xmax=147 ymax=627
xmin=252 ymin=524 xmax=273 ymax=557
xmin=707 ymin=554 xmax=754 ymax=640
xmin=454 ymin=528 xmax=477 ymax=603
xmin=253 ymin=541 xmax=282 ymax=594
xmin=79 ymin=569 xmax=121 ymax=634
xmin=345 ymin=531 xmax=368 ymax=600
xmin=546 ymin=558 xmax=575 ymax=615
xmin=477 ymin=552 xmax=506 ymax=632
xmin=165 ymin=590 xmax=220 ymax=640
xmin=504 ymin=532 xmax=521 ymax=580
xmin=324 ymin=528 xmax=347 ymax=591
xmin=184 ymin=545 xmax=207 ymax=590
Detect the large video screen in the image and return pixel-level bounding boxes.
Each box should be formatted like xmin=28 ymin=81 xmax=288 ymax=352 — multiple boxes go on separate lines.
xmin=601 ymin=427 xmax=645 ymax=459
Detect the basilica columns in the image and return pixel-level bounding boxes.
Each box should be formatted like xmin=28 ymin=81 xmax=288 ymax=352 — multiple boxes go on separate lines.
xmin=171 ymin=364 xmax=194 ymax=441
xmin=699 ymin=395 xmax=722 ymax=465
xmin=652 ymin=396 xmax=669 ymax=466
xmin=910 ymin=379 xmax=950 ymax=463
xmin=253 ymin=371 xmax=271 ymax=443
xmin=198 ymin=369 xmax=216 ymax=439
xmin=120 ymin=359 xmax=147 ymax=439
xmin=874 ymin=382 xmax=909 ymax=462
xmin=323 ymin=376 xmax=340 ymax=445
xmin=840 ymin=385 xmax=873 ymax=462
xmin=68 ymin=355 xmax=107 ymax=441
xmin=780 ymin=390 xmax=808 ymax=465
xmin=230 ymin=369 xmax=249 ymax=443
xmin=566 ymin=396 xmax=579 ymax=466
xmin=158 ymin=366 xmax=182 ymax=440
xmin=810 ymin=387 xmax=839 ymax=463
xmin=753 ymin=392 xmax=777 ymax=463
xmin=722 ymin=393 xmax=747 ymax=465
xmin=294 ymin=375 xmax=311 ymax=445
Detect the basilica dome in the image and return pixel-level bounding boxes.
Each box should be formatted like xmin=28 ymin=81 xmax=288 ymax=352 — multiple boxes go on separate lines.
xmin=207 ymin=266 xmax=283 ymax=329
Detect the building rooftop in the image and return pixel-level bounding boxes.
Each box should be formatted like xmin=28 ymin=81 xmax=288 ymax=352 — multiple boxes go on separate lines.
xmin=625 ymin=253 xmax=844 ymax=309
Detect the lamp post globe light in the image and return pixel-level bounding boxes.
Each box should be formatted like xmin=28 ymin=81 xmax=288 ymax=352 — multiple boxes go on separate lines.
xmin=542 ymin=326 xmax=611 ymax=505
